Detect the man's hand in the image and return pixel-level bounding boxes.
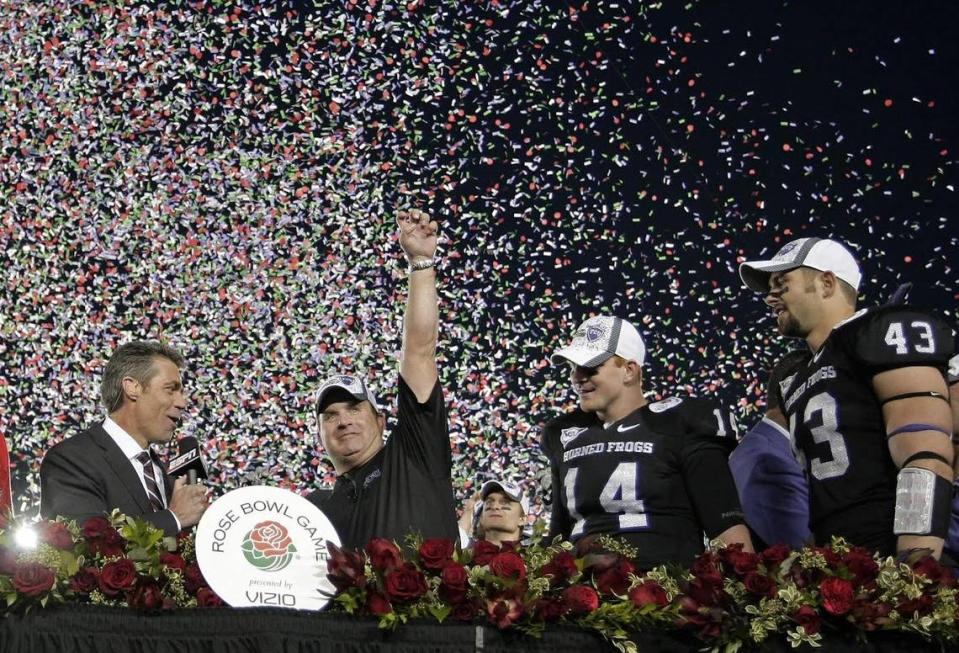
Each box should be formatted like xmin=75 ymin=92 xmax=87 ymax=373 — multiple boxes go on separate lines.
xmin=458 ymin=492 xmax=481 ymax=535
xmin=168 ymin=476 xmax=209 ymax=529
xmin=397 ymin=209 xmax=438 ymax=264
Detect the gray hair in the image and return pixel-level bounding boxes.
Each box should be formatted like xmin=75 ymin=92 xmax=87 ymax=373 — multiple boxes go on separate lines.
xmin=101 ymin=341 xmax=185 ymax=413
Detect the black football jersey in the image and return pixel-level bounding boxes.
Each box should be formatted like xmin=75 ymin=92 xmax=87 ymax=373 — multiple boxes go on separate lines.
xmin=779 ymin=306 xmax=954 ymax=556
xmin=541 ymin=397 xmax=744 ymax=569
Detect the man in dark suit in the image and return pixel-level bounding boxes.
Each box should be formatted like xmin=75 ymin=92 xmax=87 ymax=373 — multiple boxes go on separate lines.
xmin=40 ymin=341 xmax=208 ymax=535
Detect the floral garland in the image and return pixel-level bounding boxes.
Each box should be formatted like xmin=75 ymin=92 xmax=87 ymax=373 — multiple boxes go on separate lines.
xmin=325 ymin=535 xmax=959 ymax=653
xmin=2 ymin=513 xmax=958 ymax=653
xmin=0 ymin=511 xmax=223 ymax=611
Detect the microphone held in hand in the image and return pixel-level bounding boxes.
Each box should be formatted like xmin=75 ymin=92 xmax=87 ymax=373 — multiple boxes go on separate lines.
xmin=168 ymin=436 xmax=208 ymax=484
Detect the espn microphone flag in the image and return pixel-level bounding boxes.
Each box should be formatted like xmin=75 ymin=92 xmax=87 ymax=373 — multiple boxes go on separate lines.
xmin=0 ymin=433 xmax=12 ymax=521
xmin=168 ymin=436 xmax=208 ymax=484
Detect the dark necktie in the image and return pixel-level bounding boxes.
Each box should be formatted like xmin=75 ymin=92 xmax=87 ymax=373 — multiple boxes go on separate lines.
xmin=135 ymin=451 xmax=165 ymax=512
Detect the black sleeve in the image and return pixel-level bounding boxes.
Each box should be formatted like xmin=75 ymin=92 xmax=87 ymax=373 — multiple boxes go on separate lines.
xmin=540 ymin=422 xmax=573 ymax=540
xmin=392 ymin=375 xmax=450 ymax=479
xmin=846 ymin=307 xmax=954 ymax=376
xmin=678 ymin=401 xmax=746 ymax=538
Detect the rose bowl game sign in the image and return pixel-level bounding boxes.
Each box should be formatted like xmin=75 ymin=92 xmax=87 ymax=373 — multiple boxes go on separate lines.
xmin=195 ymin=486 xmax=340 ymax=610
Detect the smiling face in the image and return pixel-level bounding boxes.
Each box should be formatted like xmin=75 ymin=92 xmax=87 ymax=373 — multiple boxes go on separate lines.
xmin=124 ymin=356 xmax=186 ymax=448
xmin=568 ymin=356 xmax=635 ymax=420
xmin=318 ymin=399 xmax=385 ymax=474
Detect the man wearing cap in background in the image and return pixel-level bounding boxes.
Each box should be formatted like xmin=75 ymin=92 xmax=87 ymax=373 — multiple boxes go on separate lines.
xmin=457 ymin=479 xmax=530 ymax=547
xmin=306 ymin=210 xmax=457 ymax=550
xmin=541 ymin=315 xmax=752 ymax=569
xmin=740 ymin=237 xmax=955 ymax=560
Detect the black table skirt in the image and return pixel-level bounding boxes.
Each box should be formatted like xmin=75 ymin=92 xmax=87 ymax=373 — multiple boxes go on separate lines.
xmin=0 ymin=605 xmax=953 ymax=653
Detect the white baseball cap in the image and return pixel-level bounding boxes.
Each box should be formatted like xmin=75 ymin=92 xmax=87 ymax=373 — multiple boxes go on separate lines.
xmin=479 ymin=479 xmax=530 ymax=515
xmin=315 ymin=374 xmax=381 ymax=414
xmin=550 ymin=315 xmax=646 ymax=368
xmin=739 ymin=237 xmax=862 ymax=293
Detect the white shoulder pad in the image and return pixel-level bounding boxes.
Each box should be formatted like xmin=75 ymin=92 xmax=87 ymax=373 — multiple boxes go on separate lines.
xmin=648 ymin=396 xmax=683 ymax=413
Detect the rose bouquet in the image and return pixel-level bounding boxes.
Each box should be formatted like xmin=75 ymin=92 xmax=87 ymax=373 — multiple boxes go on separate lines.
xmin=0 ymin=511 xmax=223 ymax=612
xmin=326 ymin=535 xmax=959 ymax=653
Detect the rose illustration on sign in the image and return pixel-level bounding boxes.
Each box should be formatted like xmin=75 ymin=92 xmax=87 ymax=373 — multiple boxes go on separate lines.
xmin=241 ymin=521 xmax=296 ymax=572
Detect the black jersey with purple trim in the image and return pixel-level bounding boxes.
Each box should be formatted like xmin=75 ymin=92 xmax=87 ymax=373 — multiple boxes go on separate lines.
xmin=540 ymin=396 xmax=744 ymax=569
xmin=779 ymin=306 xmax=954 ymax=556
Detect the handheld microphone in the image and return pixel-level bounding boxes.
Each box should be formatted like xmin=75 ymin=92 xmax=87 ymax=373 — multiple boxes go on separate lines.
xmin=0 ymin=433 xmax=12 ymax=522
xmin=168 ymin=436 xmax=208 ymax=484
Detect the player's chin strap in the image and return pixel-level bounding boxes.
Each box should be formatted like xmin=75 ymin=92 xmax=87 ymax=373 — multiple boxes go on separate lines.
xmin=880 ymin=391 xmax=948 ymax=406
xmin=893 ymin=452 xmax=954 ymax=538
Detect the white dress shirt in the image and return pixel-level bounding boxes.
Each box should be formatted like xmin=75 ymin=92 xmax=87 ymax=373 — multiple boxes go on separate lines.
xmin=102 ymin=417 xmax=181 ymax=530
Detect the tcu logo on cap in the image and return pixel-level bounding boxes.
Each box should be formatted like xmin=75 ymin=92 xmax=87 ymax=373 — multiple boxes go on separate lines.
xmin=773 ymin=239 xmax=805 ymax=260
xmin=585 ymin=326 xmax=604 ymax=342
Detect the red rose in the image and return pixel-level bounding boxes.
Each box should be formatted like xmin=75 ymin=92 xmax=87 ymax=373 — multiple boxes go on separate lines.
xmin=39 ymin=521 xmax=74 ymax=550
xmin=851 ymin=598 xmax=893 ymax=630
xmin=365 ymin=538 xmax=402 ymax=572
xmin=0 ymin=546 xmax=18 ymax=574
xmin=533 ymin=596 xmax=568 ymax=622
xmin=183 ymin=564 xmax=207 ymax=595
xmin=819 ymin=577 xmax=854 ymax=615
xmin=486 ymin=594 xmax=524 ymax=628
xmin=592 ymin=558 xmax=635 ymax=596
xmin=326 ymin=543 xmax=367 ymax=592
xmin=541 ymin=551 xmax=578 ymax=587
xmin=562 ymin=584 xmax=599 ymax=615
xmin=686 ymin=577 xmax=722 ymax=607
xmin=843 ymin=548 xmax=878 ymax=586
xmin=439 ymin=562 xmax=470 ymax=604
xmin=366 ymin=590 xmax=393 ymax=615
xmin=743 ymin=571 xmax=775 ymax=597
xmin=451 ymin=600 xmax=478 ymax=622
xmin=81 ymin=517 xmax=124 ymax=557
xmin=792 ymin=605 xmax=821 ymax=635
xmin=159 ymin=552 xmax=186 ymax=571
xmin=69 ymin=567 xmax=99 ymax=594
xmin=898 ymin=594 xmax=934 ymax=617
xmin=911 ymin=555 xmax=949 ymax=584
xmin=383 ymin=563 xmax=428 ymax=603
xmin=472 ymin=540 xmax=500 ymax=566
xmin=418 ymin=538 xmax=455 ymax=571
xmin=690 ymin=556 xmax=723 ymax=588
xmin=720 ymin=546 xmax=759 ymax=577
xmin=196 ymin=587 xmax=224 ymax=607
xmin=811 ymin=546 xmax=841 ymax=567
xmin=761 ymin=543 xmax=792 ymax=567
xmin=488 ymin=551 xmax=527 ymax=582
xmin=629 ymin=581 xmax=668 ymax=608
xmin=128 ymin=577 xmax=165 ymax=611
xmin=99 ymin=558 xmax=138 ymax=597
xmin=12 ymin=562 xmax=55 ymax=597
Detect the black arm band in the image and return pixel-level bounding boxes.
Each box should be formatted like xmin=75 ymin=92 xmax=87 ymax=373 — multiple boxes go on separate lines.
xmin=901 ymin=451 xmax=952 ymax=467
xmin=880 ymin=391 xmax=948 ymax=406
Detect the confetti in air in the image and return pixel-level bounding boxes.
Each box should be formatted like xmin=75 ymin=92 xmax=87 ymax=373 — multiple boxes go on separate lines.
xmin=0 ymin=1 xmax=956 ymax=521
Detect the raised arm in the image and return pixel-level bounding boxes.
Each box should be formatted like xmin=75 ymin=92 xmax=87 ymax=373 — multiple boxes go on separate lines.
xmin=397 ymin=209 xmax=439 ymax=402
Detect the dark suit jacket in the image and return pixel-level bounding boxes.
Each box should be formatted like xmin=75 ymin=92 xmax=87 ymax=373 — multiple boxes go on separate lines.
xmin=40 ymin=423 xmax=179 ymax=536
